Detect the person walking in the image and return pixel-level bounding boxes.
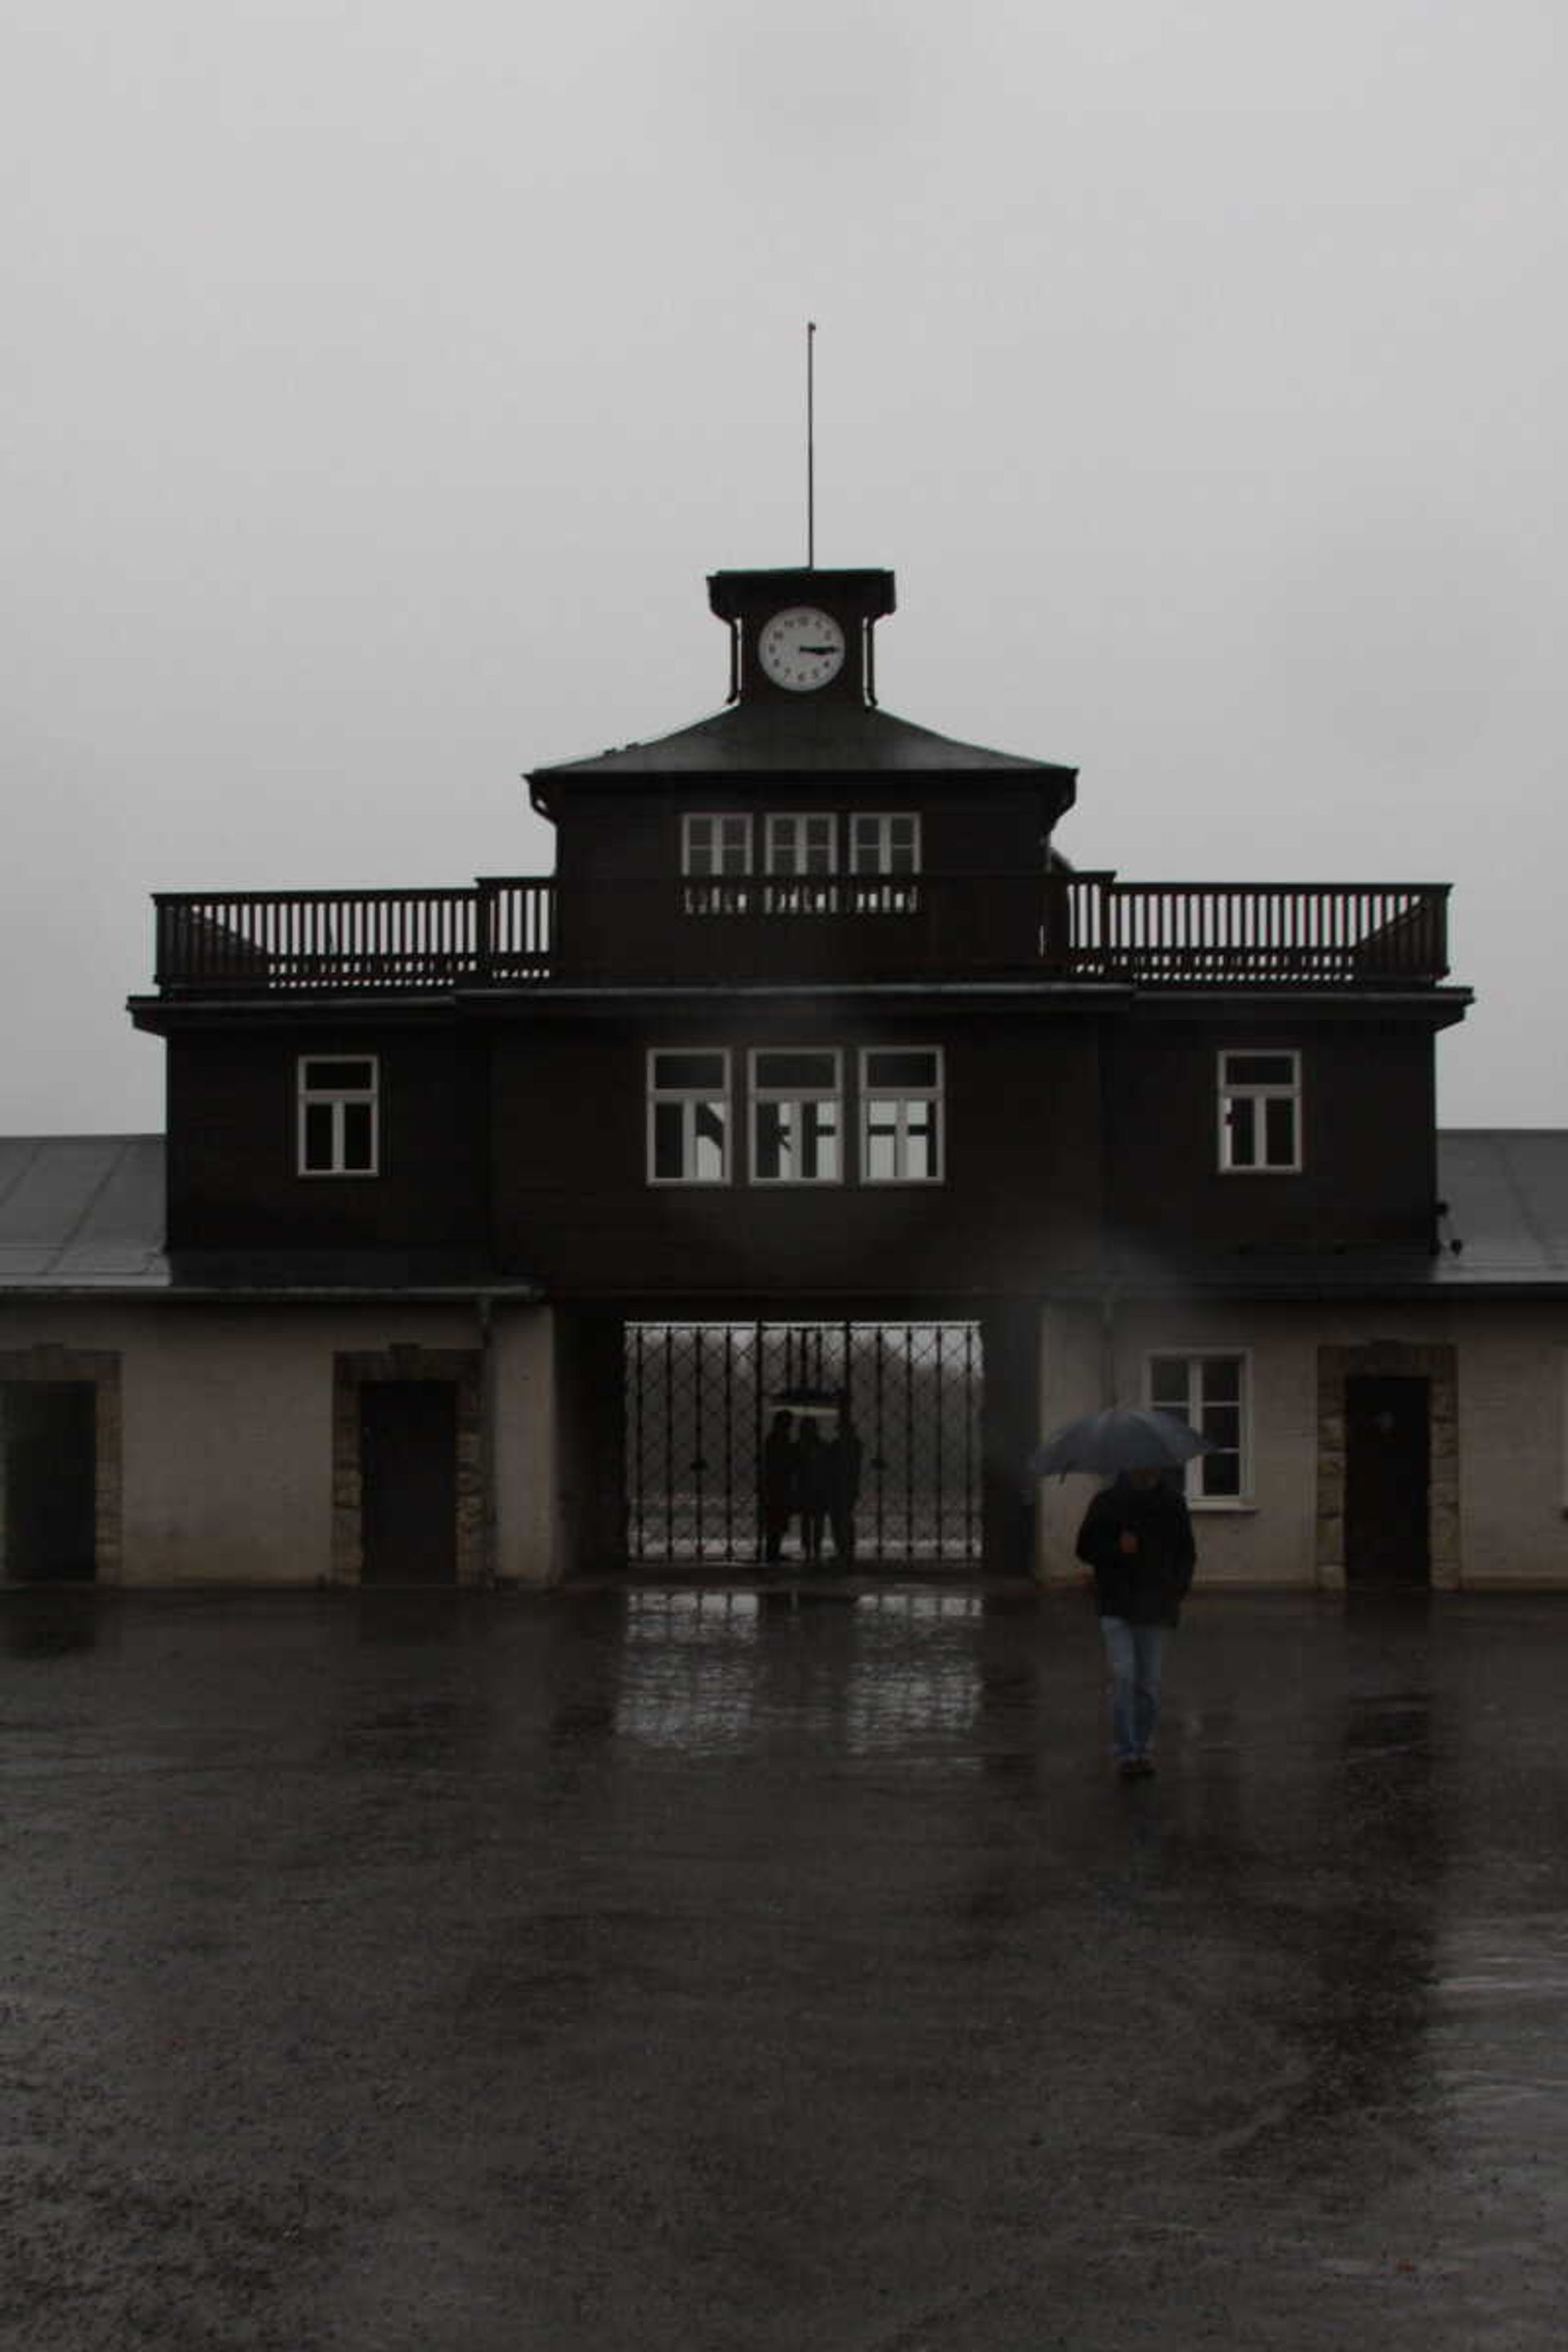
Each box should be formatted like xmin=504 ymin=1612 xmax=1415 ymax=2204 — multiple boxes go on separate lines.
xmin=760 ymin=1410 xmax=799 ymax=1564
xmin=1074 ymin=1468 xmax=1196 ymax=1779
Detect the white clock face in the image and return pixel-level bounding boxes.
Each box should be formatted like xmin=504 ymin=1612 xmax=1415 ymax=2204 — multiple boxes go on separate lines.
xmin=758 ymin=605 xmax=847 ymax=692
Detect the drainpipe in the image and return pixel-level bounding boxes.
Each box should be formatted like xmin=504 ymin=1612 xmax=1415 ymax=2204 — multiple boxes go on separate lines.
xmin=1099 ymin=1280 xmax=1120 ymax=1409
xmin=477 ymin=1292 xmax=498 ymax=1586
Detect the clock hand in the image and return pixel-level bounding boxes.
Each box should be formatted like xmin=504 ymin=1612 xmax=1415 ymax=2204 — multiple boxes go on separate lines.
xmin=798 ymin=644 xmax=837 ymax=655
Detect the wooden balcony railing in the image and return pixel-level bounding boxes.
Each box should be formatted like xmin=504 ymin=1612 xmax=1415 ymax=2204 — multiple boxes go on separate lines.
xmin=152 ymin=874 xmax=1450 ymax=995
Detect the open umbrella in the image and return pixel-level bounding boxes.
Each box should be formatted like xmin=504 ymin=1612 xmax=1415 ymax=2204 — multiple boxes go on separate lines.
xmin=1028 ymin=1405 xmax=1214 ymax=1479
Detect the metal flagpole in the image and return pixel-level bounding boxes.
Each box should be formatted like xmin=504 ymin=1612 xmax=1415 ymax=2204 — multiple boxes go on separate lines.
xmin=806 ymin=319 xmax=816 ymax=569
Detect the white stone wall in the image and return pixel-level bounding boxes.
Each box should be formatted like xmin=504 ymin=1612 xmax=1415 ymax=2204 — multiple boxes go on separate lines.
xmin=1036 ymin=1294 xmax=1568 ymax=1592
xmin=0 ymin=1297 xmax=562 ymax=1588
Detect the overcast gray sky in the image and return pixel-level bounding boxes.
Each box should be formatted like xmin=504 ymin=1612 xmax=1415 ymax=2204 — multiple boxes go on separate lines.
xmin=5 ymin=0 xmax=1561 ymax=1134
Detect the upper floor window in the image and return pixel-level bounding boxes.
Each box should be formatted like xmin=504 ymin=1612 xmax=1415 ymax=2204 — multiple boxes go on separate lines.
xmin=679 ymin=811 xmax=922 ymax=915
xmin=683 ymin=814 xmax=751 ymax=877
xmin=1218 ymin=1050 xmax=1301 ymax=1171
xmin=1147 ymin=1352 xmax=1248 ymax=1504
xmin=648 ymin=1049 xmax=730 ymax=1184
xmin=764 ymin=813 xmax=837 ymax=913
xmin=861 ymin=1048 xmax=943 ymax=1183
xmin=298 ymin=1056 xmax=378 ymax=1176
xmin=682 ymin=815 xmax=751 ymax=914
xmin=750 ymin=1049 xmax=842 ymax=1183
xmin=850 ymin=813 xmax=920 ymax=912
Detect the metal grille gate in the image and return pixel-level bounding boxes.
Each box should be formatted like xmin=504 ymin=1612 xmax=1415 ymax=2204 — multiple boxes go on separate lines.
xmin=625 ymin=1321 xmax=982 ymax=1568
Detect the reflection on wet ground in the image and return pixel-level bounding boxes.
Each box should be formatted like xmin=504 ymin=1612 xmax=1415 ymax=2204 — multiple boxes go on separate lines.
xmin=2 ymin=1583 xmax=1568 ymax=2350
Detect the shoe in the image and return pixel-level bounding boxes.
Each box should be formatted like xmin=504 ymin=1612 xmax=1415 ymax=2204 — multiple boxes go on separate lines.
xmin=1134 ymin=1756 xmax=1156 ymax=1777
xmin=1116 ymin=1758 xmax=1142 ymax=1781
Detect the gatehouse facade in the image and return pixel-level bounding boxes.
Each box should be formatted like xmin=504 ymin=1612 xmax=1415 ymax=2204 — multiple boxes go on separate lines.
xmin=5 ymin=561 xmax=1568 ymax=1588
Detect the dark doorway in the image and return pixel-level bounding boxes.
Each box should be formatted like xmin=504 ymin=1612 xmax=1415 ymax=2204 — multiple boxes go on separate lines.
xmin=1344 ymin=1374 xmax=1431 ymax=1588
xmin=359 ymin=1380 xmax=458 ymax=1586
xmin=1 ymin=1381 xmax=97 ymax=1584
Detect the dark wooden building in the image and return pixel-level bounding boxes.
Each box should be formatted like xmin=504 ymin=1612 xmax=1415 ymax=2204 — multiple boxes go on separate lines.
xmin=114 ymin=559 xmax=1479 ymax=1584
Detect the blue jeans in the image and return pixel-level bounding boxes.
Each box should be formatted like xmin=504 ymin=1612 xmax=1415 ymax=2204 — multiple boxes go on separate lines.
xmin=1099 ymin=1616 xmax=1165 ymax=1762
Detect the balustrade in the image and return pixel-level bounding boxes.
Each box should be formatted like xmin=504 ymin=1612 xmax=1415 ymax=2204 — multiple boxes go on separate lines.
xmin=151 ymin=874 xmax=1450 ymax=994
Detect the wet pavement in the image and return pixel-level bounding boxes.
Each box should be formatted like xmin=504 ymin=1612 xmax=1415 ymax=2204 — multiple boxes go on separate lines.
xmin=2 ymin=1580 xmax=1568 ymax=2350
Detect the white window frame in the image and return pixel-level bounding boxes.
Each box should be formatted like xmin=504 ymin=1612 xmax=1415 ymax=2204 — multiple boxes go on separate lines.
xmin=748 ymin=1049 xmax=844 ymax=1186
xmin=647 ymin=1049 xmax=732 ymax=1186
xmin=849 ymin=813 xmax=921 ymax=913
xmin=297 ymin=1055 xmax=379 ymax=1178
xmin=859 ymin=1046 xmax=943 ymax=1185
xmin=1145 ymin=1349 xmax=1251 ymax=1508
xmin=764 ymin=813 xmax=838 ymax=913
xmin=682 ymin=813 xmax=752 ymax=915
xmin=1218 ymin=1049 xmax=1302 ymax=1173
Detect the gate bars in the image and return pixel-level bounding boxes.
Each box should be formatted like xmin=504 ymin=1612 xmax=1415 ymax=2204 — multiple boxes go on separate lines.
xmin=626 ymin=1321 xmax=982 ymax=1568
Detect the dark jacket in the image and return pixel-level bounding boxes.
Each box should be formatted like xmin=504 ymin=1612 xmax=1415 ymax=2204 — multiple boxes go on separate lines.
xmin=1075 ymin=1477 xmax=1196 ymax=1627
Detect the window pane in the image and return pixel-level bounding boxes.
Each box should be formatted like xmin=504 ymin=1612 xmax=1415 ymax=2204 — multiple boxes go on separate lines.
xmin=903 ymin=1102 xmax=936 ymax=1180
xmin=1264 ymin=1096 xmax=1298 ymax=1164
xmin=1200 ymin=1451 xmax=1241 ymax=1498
xmin=341 ymin=1102 xmax=374 ymax=1171
xmin=865 ymin=1050 xmax=938 ymax=1090
xmin=755 ymin=1102 xmax=786 ymax=1180
xmin=1149 ymin=1358 xmax=1189 ymax=1411
xmin=1225 ymin=1054 xmax=1294 ymax=1088
xmin=865 ymin=1107 xmax=899 ymax=1183
xmin=654 ymin=1052 xmax=726 ymax=1091
xmin=800 ymin=1101 xmax=839 ymax=1180
xmin=653 ymin=1102 xmax=685 ymax=1180
xmin=303 ymin=1102 xmax=335 ymax=1170
xmin=755 ymin=1051 xmax=836 ymax=1092
xmin=1202 ymin=1404 xmax=1241 ymax=1450
xmin=1227 ymin=1097 xmax=1257 ymax=1167
xmin=693 ymin=1102 xmax=727 ymax=1178
xmin=1200 ymin=1358 xmax=1242 ymax=1404
xmin=716 ymin=818 xmax=749 ymax=874
xmin=305 ymin=1058 xmax=373 ymax=1092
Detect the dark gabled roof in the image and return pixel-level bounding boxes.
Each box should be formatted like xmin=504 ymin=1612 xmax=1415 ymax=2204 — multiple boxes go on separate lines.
xmin=529 ymin=698 xmax=1076 ymax=791
xmin=0 ymin=1136 xmax=169 ymax=1287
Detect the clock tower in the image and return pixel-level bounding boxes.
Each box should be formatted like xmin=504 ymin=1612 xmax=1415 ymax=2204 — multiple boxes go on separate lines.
xmin=708 ymin=567 xmax=896 ymax=706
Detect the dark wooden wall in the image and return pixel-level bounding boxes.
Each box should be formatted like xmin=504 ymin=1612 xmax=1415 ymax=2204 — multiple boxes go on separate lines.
xmin=161 ymin=999 xmax=1445 ymax=1285
xmin=1102 ymin=1013 xmax=1439 ymax=1254
xmin=165 ymin=1026 xmax=489 ymax=1259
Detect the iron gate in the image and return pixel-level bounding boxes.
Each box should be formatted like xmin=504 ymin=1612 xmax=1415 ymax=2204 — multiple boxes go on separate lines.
xmin=625 ymin=1321 xmax=982 ymax=1567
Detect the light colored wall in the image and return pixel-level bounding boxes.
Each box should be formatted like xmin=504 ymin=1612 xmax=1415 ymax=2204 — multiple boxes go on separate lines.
xmin=1447 ymin=1306 xmax=1568 ymax=1587
xmin=492 ymin=1303 xmax=560 ymax=1587
xmin=1036 ymin=1294 xmax=1568 ymax=1592
xmin=0 ymin=1297 xmax=558 ymax=1587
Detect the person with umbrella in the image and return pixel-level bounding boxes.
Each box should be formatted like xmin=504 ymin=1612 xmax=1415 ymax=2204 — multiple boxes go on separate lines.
xmin=1031 ymin=1409 xmax=1203 ymax=1781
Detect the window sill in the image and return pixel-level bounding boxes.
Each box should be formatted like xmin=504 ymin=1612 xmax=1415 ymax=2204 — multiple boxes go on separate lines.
xmin=1190 ymin=1499 xmax=1257 ymax=1514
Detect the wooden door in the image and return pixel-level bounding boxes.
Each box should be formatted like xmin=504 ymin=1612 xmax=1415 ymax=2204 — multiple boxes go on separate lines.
xmin=1344 ymin=1374 xmax=1430 ymax=1588
xmin=359 ymin=1381 xmax=458 ymax=1586
xmin=1 ymin=1382 xmax=97 ymax=1583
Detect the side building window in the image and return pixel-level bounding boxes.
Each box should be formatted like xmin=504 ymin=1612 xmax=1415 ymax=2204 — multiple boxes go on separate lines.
xmin=648 ymin=1049 xmax=730 ymax=1183
xmin=861 ymin=1048 xmax=942 ymax=1183
xmin=298 ymin=1056 xmax=379 ymax=1176
xmin=1218 ymin=1050 xmax=1301 ymax=1171
xmin=1147 ymin=1352 xmax=1248 ymax=1503
xmin=750 ymin=1049 xmax=841 ymax=1183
